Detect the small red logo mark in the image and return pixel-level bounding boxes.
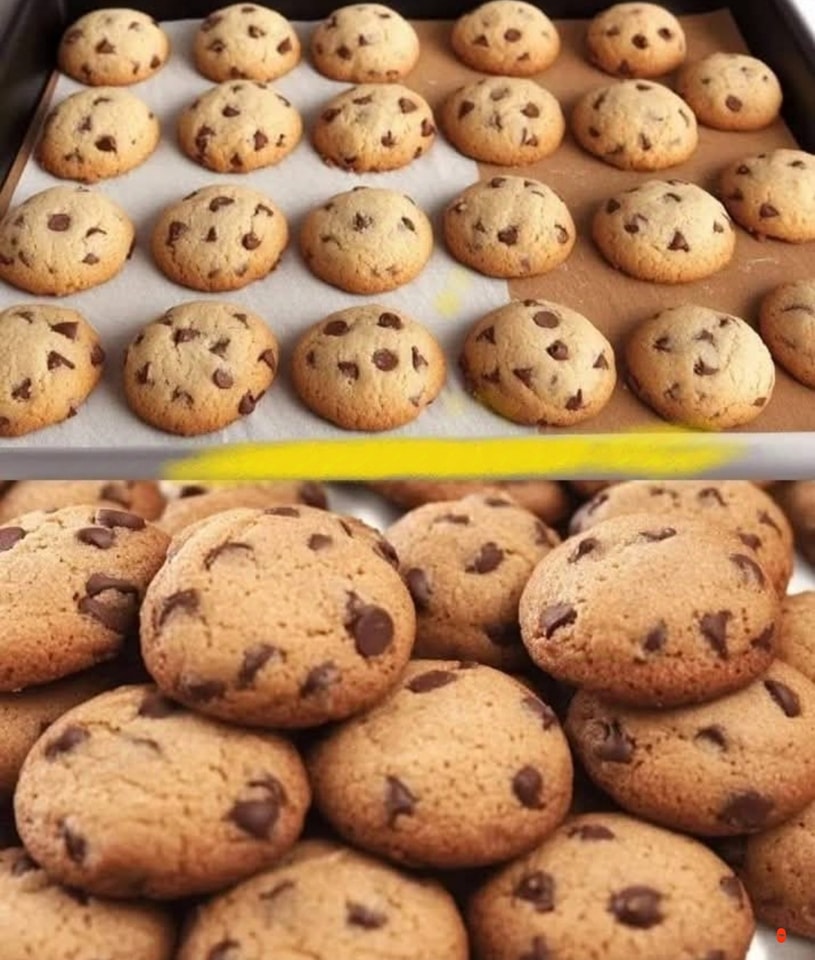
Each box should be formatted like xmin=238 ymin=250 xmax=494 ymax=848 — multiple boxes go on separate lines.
xmin=777 ymin=928 xmax=787 ymax=943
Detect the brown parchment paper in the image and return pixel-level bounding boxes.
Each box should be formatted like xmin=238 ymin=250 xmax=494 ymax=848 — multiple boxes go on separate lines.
xmin=408 ymin=10 xmax=815 ymax=434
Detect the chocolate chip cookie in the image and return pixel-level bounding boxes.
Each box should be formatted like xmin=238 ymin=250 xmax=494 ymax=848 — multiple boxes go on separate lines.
xmin=778 ymin=591 xmax=815 ymax=683
xmin=151 ymin=184 xmax=288 ymax=292
xmin=572 ymin=80 xmax=697 ymax=171
xmin=291 ymin=305 xmax=445 ymax=432
xmin=586 ymin=3 xmax=686 ymax=79
xmin=0 ymin=505 xmax=168 ymax=691
xmin=570 ymin=480 xmax=794 ymax=596
xmin=567 ymin=661 xmax=815 ymax=836
xmin=15 ymin=684 xmax=310 ymax=898
xmin=140 ymin=506 xmax=414 ymax=728
xmin=740 ymin=798 xmax=815 ymax=938
xmin=38 ymin=87 xmax=160 ymax=183
xmin=0 ymin=304 xmax=104 ymax=438
xmin=592 ymin=179 xmax=735 ymax=283
xmin=371 ymin=479 xmax=571 ymax=524
xmin=311 ymin=4 xmax=420 ymax=83
xmin=469 ymin=812 xmax=754 ymax=960
xmin=385 ymin=493 xmax=559 ymax=669
xmin=178 ymin=81 xmax=302 ymax=173
xmin=519 ymin=513 xmax=780 ymax=707
xmin=300 ymin=187 xmax=433 ymax=293
xmin=0 ymin=664 xmax=121 ymax=798
xmin=677 ymin=53 xmax=783 ymax=132
xmin=194 ymin=4 xmax=300 ymax=83
xmin=0 ymin=846 xmax=175 ymax=960
xmin=625 ymin=304 xmax=775 ymax=430
xmin=0 ymin=480 xmax=164 ymax=524
xmin=760 ymin=278 xmax=815 ymax=388
xmin=308 ymin=660 xmax=573 ymax=868
xmin=0 ymin=186 xmax=134 ymax=296
xmin=444 ymin=176 xmax=575 ymax=279
xmin=440 ymin=77 xmax=564 ymax=166
xmin=123 ymin=300 xmax=279 ymax=436
xmin=460 ymin=299 xmax=616 ymax=426
xmin=450 ymin=1 xmax=560 ymax=76
xmin=58 ymin=8 xmax=170 ymax=86
xmin=312 ymin=83 xmax=436 ymax=172
xmin=177 ymin=840 xmax=469 ymax=960
xmin=720 ymin=149 xmax=815 ymax=242
xmin=157 ymin=481 xmax=327 ymax=536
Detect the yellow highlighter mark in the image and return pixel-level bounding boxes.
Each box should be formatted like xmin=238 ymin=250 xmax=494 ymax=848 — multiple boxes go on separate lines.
xmin=435 ymin=266 xmax=473 ymax=318
xmin=167 ymin=428 xmax=745 ymax=482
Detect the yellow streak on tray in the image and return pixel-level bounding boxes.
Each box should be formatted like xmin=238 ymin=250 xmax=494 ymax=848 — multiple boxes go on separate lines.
xmin=166 ymin=429 xmax=744 ymax=481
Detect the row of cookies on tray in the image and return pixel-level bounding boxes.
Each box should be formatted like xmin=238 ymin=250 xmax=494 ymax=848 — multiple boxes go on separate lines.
xmin=0 ymin=280 xmax=811 ymax=439
xmin=0 ymin=477 xmax=813 ymax=958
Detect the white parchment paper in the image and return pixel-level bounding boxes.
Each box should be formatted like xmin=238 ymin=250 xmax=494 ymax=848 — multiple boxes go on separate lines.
xmin=0 ymin=18 xmax=513 ymax=449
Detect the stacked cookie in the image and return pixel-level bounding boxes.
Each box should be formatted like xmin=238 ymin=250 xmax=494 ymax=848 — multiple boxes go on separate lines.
xmin=2 ymin=476 xmax=814 ymax=957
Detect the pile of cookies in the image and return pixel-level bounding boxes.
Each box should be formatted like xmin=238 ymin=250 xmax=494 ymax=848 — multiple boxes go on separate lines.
xmin=0 ymin=475 xmax=814 ymax=958
xmin=0 ymin=2 xmax=813 ymax=441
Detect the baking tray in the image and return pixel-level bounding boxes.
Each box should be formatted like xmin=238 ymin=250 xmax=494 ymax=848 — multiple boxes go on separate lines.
xmin=0 ymin=1 xmax=815 ymax=481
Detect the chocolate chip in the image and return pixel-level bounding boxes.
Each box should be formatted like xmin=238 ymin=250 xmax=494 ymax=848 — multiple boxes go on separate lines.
xmin=347 ymin=902 xmax=386 ymax=929
xmin=0 ymin=527 xmax=25 ymax=551
xmin=539 ymin=603 xmax=576 ymax=638
xmin=210 ymin=369 xmax=233 ymax=390
xmin=277 ymin=36 xmax=292 ymax=53
xmin=373 ymin=349 xmax=398 ymax=371
xmin=534 ymin=311 xmax=560 ymax=328
xmin=238 ymin=392 xmax=256 ymax=415
xmin=737 ymin=531 xmax=761 ymax=551
xmin=700 ymin=610 xmax=731 ymax=658
xmin=266 ymin=506 xmax=300 ymax=517
xmin=76 ymin=527 xmax=114 ymax=549
xmin=233 ymin=644 xmax=277 ymax=689
xmin=640 ymin=527 xmax=676 ymax=542
xmin=718 ymin=791 xmax=774 ymax=830
xmin=594 ymin=719 xmax=635 ymax=763
xmin=138 ymin=690 xmax=178 ymax=718
xmin=405 ymin=567 xmax=431 ymax=611
xmin=473 ymin=33 xmax=489 ymax=46
xmin=668 ymin=231 xmax=690 ymax=252
xmin=504 ymin=27 xmax=522 ymax=41
xmin=751 ymin=623 xmax=775 ymax=651
xmin=465 ymin=542 xmax=504 ymax=574
xmin=47 ymin=351 xmax=75 ymax=371
xmin=47 ymin=213 xmax=71 ymax=232
xmin=347 ymin=601 xmax=394 ymax=657
xmin=609 ymin=886 xmax=663 ymax=927
xmin=229 ymin=780 xmax=284 ymax=839
xmin=307 ymin=533 xmax=332 ymax=551
xmin=301 ymin=661 xmax=339 ymax=696
xmin=157 ymin=589 xmax=199 ymax=628
xmin=96 ymin=509 xmax=145 ymax=530
xmin=353 ymin=213 xmax=372 ymax=232
xmin=521 ymin=102 xmax=540 ymax=118
xmin=377 ymin=312 xmax=402 ymax=329
xmin=513 ymin=766 xmax=544 ymax=808
xmin=61 ymin=824 xmax=87 ymax=863
xmin=497 ymin=226 xmax=518 ymax=245
xmin=515 ymin=871 xmax=555 ymax=911
xmin=209 ymin=196 xmax=234 ymax=212
xmin=546 ymin=340 xmax=569 ymax=361
xmin=764 ymin=679 xmax=801 ymax=717
xmin=385 ymin=775 xmax=416 ymax=825
xmin=398 ymin=97 xmax=417 ymax=113
xmin=521 ymin=695 xmax=557 ymax=730
xmin=729 ymin=553 xmax=765 ymax=587
xmin=569 ymin=537 xmax=598 ymax=562
xmin=485 ymin=622 xmax=521 ymax=647
xmin=759 ymin=203 xmax=779 ymax=218
xmin=407 ymin=669 xmax=456 ymax=693
xmin=242 ymin=232 xmax=261 ymax=250
xmin=695 ymin=725 xmax=728 ymax=749
xmin=458 ymin=100 xmax=475 ymax=119
xmin=643 ymin=621 xmax=667 ymax=652
xmin=567 ymin=823 xmax=615 ymax=840
xmin=95 ymin=38 xmax=115 ymax=53
xmin=726 ymin=95 xmax=743 ymax=112
xmin=606 ymin=198 xmax=621 ymax=214
xmin=45 ymin=725 xmax=89 ymax=760
xmin=95 ymin=135 xmax=116 ymax=152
